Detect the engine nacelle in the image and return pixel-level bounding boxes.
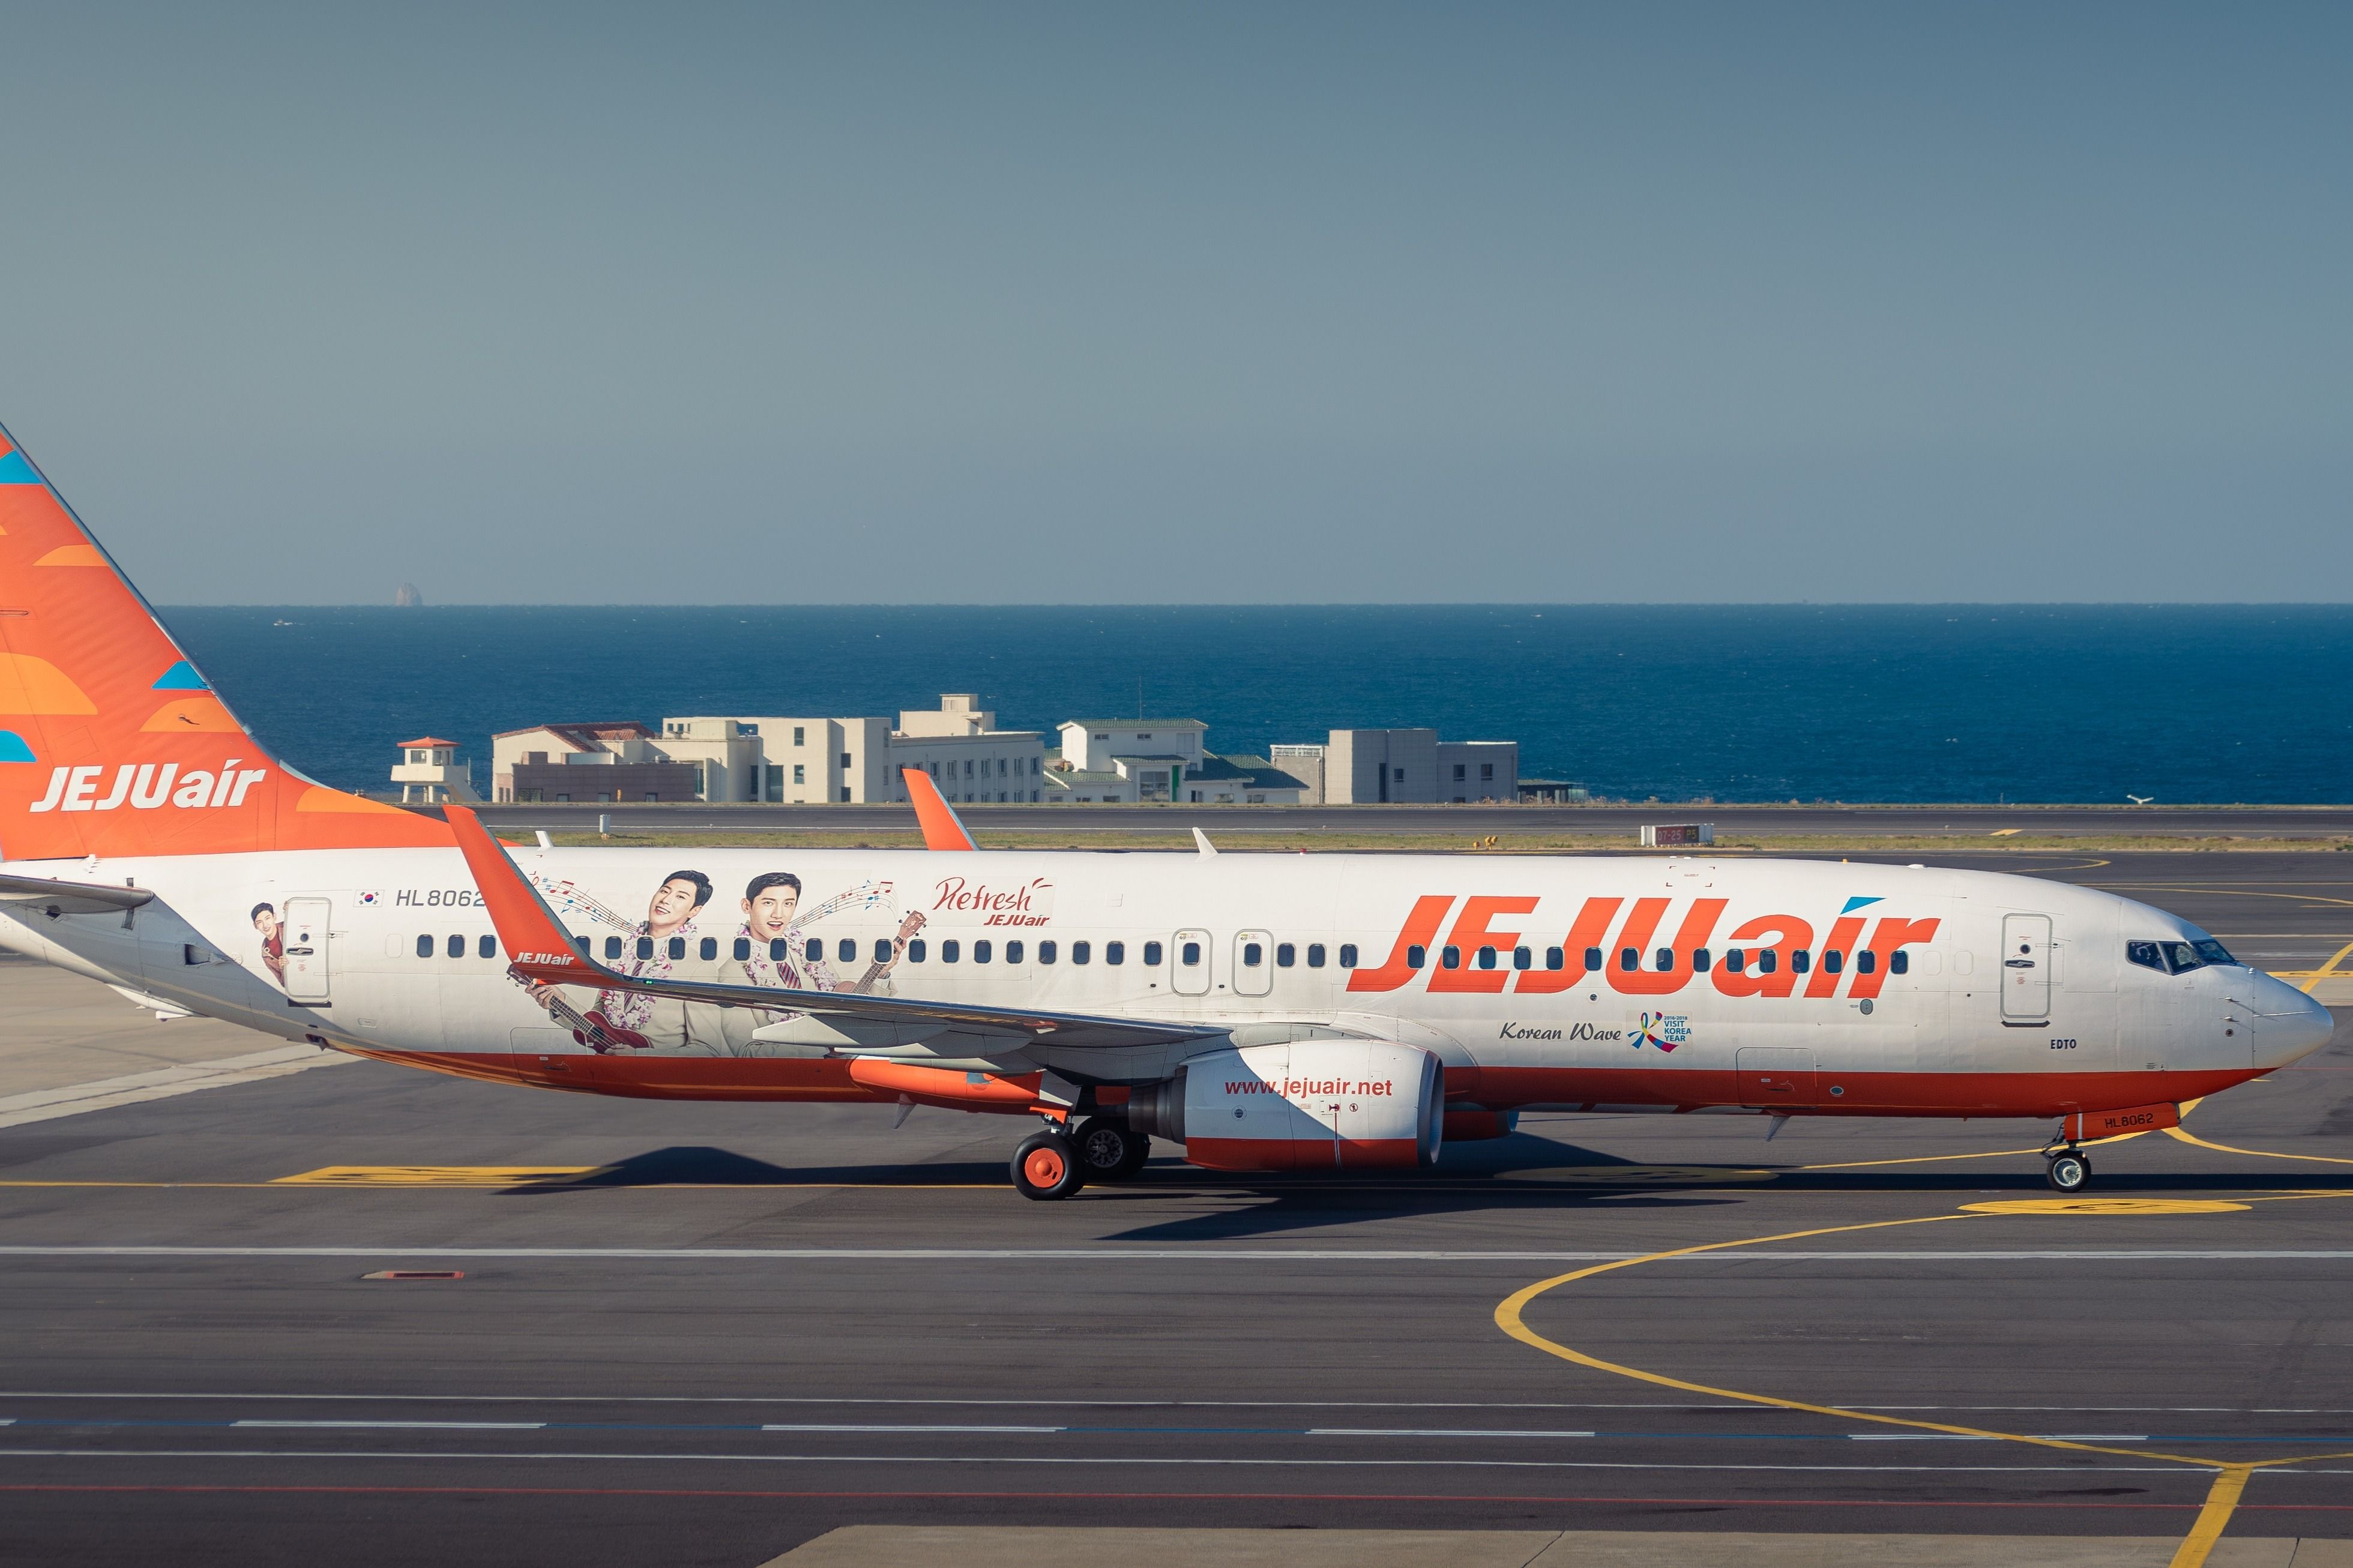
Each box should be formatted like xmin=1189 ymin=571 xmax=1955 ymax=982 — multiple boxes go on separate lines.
xmin=1125 ymin=1041 xmax=1443 ymax=1172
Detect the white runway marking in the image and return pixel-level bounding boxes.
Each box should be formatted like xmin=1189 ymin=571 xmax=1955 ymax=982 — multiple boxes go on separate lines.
xmin=1310 ymin=1428 xmax=1597 ymax=1438
xmin=0 ymin=1445 xmax=2219 ymax=1474
xmin=1 ymin=1246 xmax=2348 ymax=1263
xmin=0 ymin=1046 xmax=353 ymax=1130
xmin=14 ymin=1392 xmax=2353 ymax=1414
xmin=231 ymin=1420 xmax=547 ymax=1430
xmin=758 ymin=1425 xmax=1064 ymax=1434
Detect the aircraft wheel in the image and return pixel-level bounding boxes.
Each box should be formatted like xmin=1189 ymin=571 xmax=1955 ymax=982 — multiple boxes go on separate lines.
xmin=1012 ymin=1131 xmax=1084 ymax=1201
xmin=2046 ymin=1150 xmax=2091 ymax=1194
xmin=1072 ymin=1117 xmax=1143 ymax=1182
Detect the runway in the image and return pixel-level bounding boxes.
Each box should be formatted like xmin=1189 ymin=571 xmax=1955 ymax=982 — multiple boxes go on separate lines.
xmin=1 ymin=850 xmax=2348 ymax=1564
xmin=471 ymin=801 xmax=2353 ymax=840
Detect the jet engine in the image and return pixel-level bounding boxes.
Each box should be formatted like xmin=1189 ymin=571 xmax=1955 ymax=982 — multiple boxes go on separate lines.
xmin=1124 ymin=1040 xmax=1443 ymax=1171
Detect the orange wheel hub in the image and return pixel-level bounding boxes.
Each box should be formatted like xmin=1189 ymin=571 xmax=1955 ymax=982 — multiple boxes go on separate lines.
xmin=1024 ymin=1146 xmax=1066 ymax=1188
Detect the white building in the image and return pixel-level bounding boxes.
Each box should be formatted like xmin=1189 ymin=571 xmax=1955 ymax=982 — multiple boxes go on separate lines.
xmin=391 ymin=737 xmax=480 ymax=805
xmin=489 ymin=697 xmax=1047 ymax=806
xmin=1312 ymin=730 xmax=1520 ymax=804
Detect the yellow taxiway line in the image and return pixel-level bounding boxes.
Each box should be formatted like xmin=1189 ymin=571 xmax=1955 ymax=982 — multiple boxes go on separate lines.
xmin=1494 ymin=1184 xmax=2353 ymax=1568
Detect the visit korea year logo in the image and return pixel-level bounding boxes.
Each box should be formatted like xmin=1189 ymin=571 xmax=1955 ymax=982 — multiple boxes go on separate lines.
xmin=1634 ymin=1012 xmax=1690 ymax=1052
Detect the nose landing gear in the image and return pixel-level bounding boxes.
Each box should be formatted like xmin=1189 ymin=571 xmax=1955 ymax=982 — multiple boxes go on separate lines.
xmin=2044 ymin=1146 xmax=2092 ymax=1193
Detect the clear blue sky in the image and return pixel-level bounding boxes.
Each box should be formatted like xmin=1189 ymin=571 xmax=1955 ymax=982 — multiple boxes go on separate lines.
xmin=1 ymin=2 xmax=2345 ymax=604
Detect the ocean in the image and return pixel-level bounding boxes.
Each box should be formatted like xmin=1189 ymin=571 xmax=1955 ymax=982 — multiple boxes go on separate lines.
xmin=155 ymin=605 xmax=2353 ymax=805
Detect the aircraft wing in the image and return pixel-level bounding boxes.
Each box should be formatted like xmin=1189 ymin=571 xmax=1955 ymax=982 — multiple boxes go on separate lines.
xmin=445 ymin=804 xmax=1208 ymax=1053
xmin=0 ymin=873 xmax=156 ymax=915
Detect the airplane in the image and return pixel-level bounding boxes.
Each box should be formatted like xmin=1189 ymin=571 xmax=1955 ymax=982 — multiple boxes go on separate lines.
xmin=2128 ymin=795 xmax=2154 ymax=806
xmin=0 ymin=420 xmax=2333 ymax=1198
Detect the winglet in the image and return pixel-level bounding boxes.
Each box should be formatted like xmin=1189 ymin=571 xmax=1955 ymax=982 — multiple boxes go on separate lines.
xmin=445 ymin=804 xmax=610 ymax=988
xmin=1192 ymin=826 xmax=1217 ymax=857
xmin=902 ymin=766 xmax=978 ymax=850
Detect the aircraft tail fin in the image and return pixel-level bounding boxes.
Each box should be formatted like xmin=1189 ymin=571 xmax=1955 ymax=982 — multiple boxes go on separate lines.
xmin=0 ymin=421 xmax=450 ymax=862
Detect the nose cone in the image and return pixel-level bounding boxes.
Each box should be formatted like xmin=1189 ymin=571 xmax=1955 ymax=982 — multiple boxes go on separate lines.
xmin=2252 ymin=975 xmax=2336 ymax=1069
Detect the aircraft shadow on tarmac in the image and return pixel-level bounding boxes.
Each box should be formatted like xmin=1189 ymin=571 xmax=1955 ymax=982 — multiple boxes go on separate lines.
xmin=481 ymin=1132 xmax=2353 ymax=1243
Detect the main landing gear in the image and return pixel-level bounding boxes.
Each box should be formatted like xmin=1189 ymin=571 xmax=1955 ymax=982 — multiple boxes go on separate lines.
xmin=1011 ymin=1117 xmax=1152 ymax=1201
xmin=2044 ymin=1145 xmax=2092 ymax=1193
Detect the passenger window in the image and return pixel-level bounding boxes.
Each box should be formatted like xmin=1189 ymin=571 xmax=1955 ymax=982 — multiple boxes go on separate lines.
xmin=770 ymin=939 xmax=789 ymax=961
xmin=638 ymin=937 xmax=655 ymax=961
xmin=1243 ymin=942 xmax=1263 ymax=967
xmin=1005 ymin=940 xmax=1023 ymax=964
xmin=1857 ymin=950 xmax=1877 ymax=975
xmin=1756 ymin=949 xmax=1777 ymax=974
xmin=1513 ymin=946 xmax=1531 ymax=970
xmin=1653 ymin=947 xmax=1673 ymax=972
xmin=445 ymin=934 xmax=463 ymax=958
xmin=1274 ymin=942 xmax=1294 ymax=967
xmin=1146 ymin=940 xmax=1166 ymax=966
xmin=1583 ymin=947 xmax=1602 ymax=972
xmin=1693 ymin=948 xmax=1711 ymax=972
xmin=606 ymin=936 xmax=625 ymax=960
xmin=875 ymin=939 xmax=893 ymax=963
xmin=1545 ymin=946 xmax=1564 ymax=970
xmin=732 ymin=937 xmax=750 ymax=961
xmin=1441 ymin=946 xmax=1461 ymax=970
xmin=974 ymin=940 xmax=992 ymax=964
xmin=1476 ymin=946 xmax=1496 ymax=970
xmin=806 ymin=938 xmax=822 ymax=964
xmin=1791 ymin=949 xmax=1811 ymax=974
xmin=478 ymin=935 xmax=497 ymax=960
xmin=1619 ymin=947 xmax=1637 ymax=972
xmin=907 ymin=939 xmax=926 ymax=963
xmin=415 ymin=934 xmax=433 ymax=958
xmin=1406 ymin=945 xmax=1425 ymax=969
xmin=1890 ymin=951 xmax=1909 ymax=975
xmin=1039 ymin=940 xmax=1058 ymax=964
xmin=1725 ymin=949 xmax=1746 ymax=973
xmin=942 ymin=939 xmax=960 ymax=963
xmin=700 ymin=937 xmax=718 ymax=961
xmin=1106 ymin=941 xmax=1124 ymax=965
xmin=1307 ymin=944 xmax=1326 ymax=968
xmin=1073 ymin=940 xmax=1092 ymax=965
xmin=838 ymin=939 xmax=855 ymax=963
xmin=1336 ymin=943 xmax=1355 ymax=968
xmin=667 ymin=937 xmax=686 ymax=960
xmin=1824 ymin=950 xmax=1843 ymax=974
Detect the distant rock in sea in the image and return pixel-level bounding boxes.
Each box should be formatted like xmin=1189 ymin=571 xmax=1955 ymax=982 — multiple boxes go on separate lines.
xmin=393 ymin=583 xmax=424 ymax=607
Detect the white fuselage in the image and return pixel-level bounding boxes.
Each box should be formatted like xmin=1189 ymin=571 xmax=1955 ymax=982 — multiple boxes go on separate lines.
xmin=0 ymin=844 xmax=2330 ymax=1123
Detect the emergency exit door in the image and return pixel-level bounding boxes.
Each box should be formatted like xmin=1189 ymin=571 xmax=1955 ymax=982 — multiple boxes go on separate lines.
xmin=282 ymin=897 xmax=332 ymax=1005
xmin=2001 ymin=913 xmax=2052 ymax=1021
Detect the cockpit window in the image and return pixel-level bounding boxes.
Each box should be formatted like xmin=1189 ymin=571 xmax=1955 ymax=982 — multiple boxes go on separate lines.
xmin=2131 ymin=937 xmax=2238 ymax=975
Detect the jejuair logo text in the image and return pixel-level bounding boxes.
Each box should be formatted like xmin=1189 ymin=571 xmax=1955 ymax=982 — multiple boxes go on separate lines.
xmin=26 ymin=762 xmax=270 ymax=813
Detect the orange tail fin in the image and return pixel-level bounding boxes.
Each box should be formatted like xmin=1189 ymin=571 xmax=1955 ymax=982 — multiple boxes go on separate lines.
xmin=0 ymin=422 xmax=449 ymax=861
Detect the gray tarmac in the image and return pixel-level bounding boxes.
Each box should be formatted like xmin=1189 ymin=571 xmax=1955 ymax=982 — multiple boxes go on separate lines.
xmin=473 ymin=801 xmax=2353 ymax=840
xmin=1 ymin=849 xmax=2350 ymax=1566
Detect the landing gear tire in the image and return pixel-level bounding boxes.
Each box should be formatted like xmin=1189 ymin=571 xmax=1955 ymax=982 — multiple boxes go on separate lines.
xmin=1072 ymin=1117 xmax=1148 ymax=1183
xmin=2046 ymin=1149 xmax=2091 ymax=1194
xmin=1012 ymin=1131 xmax=1084 ymax=1201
